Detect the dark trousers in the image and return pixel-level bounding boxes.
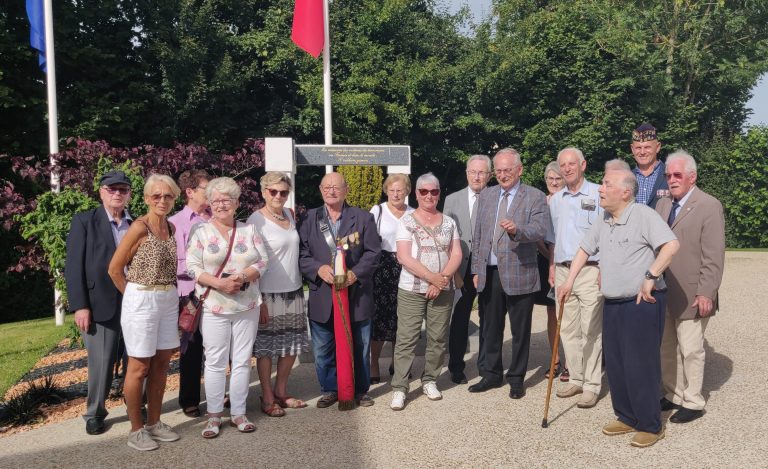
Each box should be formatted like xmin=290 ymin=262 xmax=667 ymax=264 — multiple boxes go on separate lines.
xmin=310 ymin=318 xmax=371 ymax=395
xmin=477 ymin=267 xmax=534 ymax=385
xmin=83 ymin=316 xmax=121 ymax=420
xmin=178 ymin=327 xmax=204 ymax=409
xmin=448 ymin=263 xmax=478 ymax=374
xmin=603 ymin=291 xmax=666 ymax=433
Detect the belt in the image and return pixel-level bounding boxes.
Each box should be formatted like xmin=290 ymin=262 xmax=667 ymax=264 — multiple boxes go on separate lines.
xmin=605 ymin=289 xmax=667 ymax=304
xmin=136 ymin=284 xmax=173 ymax=291
xmin=558 ymin=261 xmax=598 ymax=268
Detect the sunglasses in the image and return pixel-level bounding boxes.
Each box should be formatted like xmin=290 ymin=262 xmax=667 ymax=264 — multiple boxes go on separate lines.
xmin=664 ymin=172 xmax=685 ymax=180
xmin=150 ymin=194 xmax=175 ymax=202
xmin=417 ymin=188 xmax=440 ymax=197
xmin=104 ymin=186 xmax=130 ymax=195
xmin=267 ymin=188 xmax=290 ymax=198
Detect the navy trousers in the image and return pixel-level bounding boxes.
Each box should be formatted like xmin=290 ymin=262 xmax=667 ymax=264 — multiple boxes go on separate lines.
xmin=603 ymin=291 xmax=666 ymax=433
xmin=310 ymin=318 xmax=371 ymax=396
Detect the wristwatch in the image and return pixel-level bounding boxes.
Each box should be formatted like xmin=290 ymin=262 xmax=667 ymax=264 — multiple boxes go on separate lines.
xmin=644 ymin=270 xmax=659 ymax=280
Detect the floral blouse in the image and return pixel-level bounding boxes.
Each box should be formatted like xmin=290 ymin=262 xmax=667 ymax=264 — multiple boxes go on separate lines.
xmin=396 ymin=213 xmax=459 ymax=294
xmin=186 ymin=221 xmax=269 ymax=314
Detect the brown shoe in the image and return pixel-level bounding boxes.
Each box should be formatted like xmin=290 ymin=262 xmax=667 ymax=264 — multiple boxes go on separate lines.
xmin=556 ymin=383 xmax=583 ymax=398
xmin=577 ymin=391 xmax=598 ymax=408
xmin=602 ymin=420 xmax=635 ymax=436
xmin=631 ymin=430 xmax=665 ymax=447
xmin=316 ymin=392 xmax=338 ymax=408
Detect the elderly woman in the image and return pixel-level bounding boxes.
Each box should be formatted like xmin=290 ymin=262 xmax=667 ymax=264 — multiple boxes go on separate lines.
xmin=108 ymin=174 xmax=182 ymax=451
xmin=246 ymin=172 xmax=310 ymax=417
xmin=186 ymin=177 xmax=268 ymax=438
xmin=536 ymin=161 xmax=568 ymax=380
xmin=390 ymin=173 xmax=461 ymax=410
xmin=369 ymin=173 xmax=414 ymax=383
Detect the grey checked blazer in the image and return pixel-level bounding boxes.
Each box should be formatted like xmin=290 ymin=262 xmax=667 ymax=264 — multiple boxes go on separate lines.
xmin=470 ymin=183 xmax=549 ymax=295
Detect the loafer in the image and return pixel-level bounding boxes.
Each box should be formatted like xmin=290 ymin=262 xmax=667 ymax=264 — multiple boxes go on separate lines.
xmin=450 ymin=372 xmax=468 ymax=384
xmin=316 ymin=392 xmax=338 ymax=408
xmin=508 ymin=384 xmax=525 ymax=399
xmin=85 ymin=417 xmax=106 ymax=435
xmin=602 ymin=420 xmax=635 ymax=436
xmin=556 ymin=383 xmax=583 ymax=398
xmin=631 ymin=429 xmax=665 ymax=448
xmin=660 ymin=397 xmax=679 ymax=412
xmin=670 ymin=407 xmax=704 ymax=424
xmin=577 ymin=391 xmax=598 ymax=408
xmin=468 ymin=378 xmax=503 ymax=393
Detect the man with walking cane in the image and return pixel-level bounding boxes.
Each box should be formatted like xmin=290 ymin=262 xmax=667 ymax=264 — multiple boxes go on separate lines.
xmin=557 ymin=163 xmax=679 ymax=448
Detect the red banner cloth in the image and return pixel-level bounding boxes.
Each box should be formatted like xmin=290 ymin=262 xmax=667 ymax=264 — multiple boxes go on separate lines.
xmin=332 ymin=248 xmax=355 ymax=409
xmin=291 ymin=0 xmax=324 ymax=58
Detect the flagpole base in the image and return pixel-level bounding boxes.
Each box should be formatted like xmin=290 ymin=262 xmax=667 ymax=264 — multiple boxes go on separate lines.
xmin=338 ymin=400 xmax=355 ymax=411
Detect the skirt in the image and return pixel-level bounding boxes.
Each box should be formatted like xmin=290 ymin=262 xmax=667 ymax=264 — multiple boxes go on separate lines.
xmin=252 ymin=288 xmax=310 ymax=358
xmin=372 ymin=251 xmax=401 ymax=341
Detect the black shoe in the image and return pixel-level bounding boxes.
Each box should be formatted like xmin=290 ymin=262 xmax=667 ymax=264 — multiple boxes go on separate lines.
xmin=85 ymin=417 xmax=106 ymax=435
xmin=370 ymin=376 xmax=381 ymax=384
xmin=317 ymin=392 xmax=338 ymax=408
xmin=468 ymin=378 xmax=503 ymax=393
xmin=509 ymin=384 xmax=526 ymax=399
xmin=670 ymin=407 xmax=704 ymax=424
xmin=450 ymin=372 xmax=468 ymax=384
xmin=660 ymin=397 xmax=679 ymax=412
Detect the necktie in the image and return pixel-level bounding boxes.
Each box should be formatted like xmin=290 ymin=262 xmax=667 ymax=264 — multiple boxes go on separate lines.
xmin=469 ymin=193 xmax=479 ymax=233
xmin=492 ymin=191 xmax=509 ymax=256
xmin=667 ymin=200 xmax=680 ymax=226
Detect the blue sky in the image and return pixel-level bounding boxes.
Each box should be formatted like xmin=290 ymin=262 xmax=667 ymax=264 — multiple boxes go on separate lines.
xmin=442 ymin=0 xmax=767 ymax=126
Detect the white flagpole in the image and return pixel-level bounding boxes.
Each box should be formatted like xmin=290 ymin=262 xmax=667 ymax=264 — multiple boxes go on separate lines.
xmin=43 ymin=0 xmax=64 ymax=325
xmin=322 ymin=0 xmax=333 ymax=173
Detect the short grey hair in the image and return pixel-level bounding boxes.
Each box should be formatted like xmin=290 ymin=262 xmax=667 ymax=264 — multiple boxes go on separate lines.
xmin=544 ymin=161 xmax=562 ymax=180
xmin=493 ymin=147 xmax=522 ymax=167
xmin=466 ymin=154 xmax=492 ymax=172
xmin=607 ymin=168 xmax=638 ymax=198
xmin=144 ymin=174 xmax=181 ymax=199
xmin=206 ymin=177 xmax=241 ymax=201
xmin=557 ymin=147 xmax=585 ymax=164
xmin=604 ymin=159 xmax=631 ymax=171
xmin=666 ymin=149 xmax=697 ymax=174
xmin=415 ymin=172 xmax=440 ymax=190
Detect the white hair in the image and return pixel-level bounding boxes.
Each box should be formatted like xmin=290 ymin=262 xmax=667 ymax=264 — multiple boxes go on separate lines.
xmin=493 ymin=147 xmax=522 ymax=166
xmin=557 ymin=147 xmax=585 ymax=164
xmin=666 ymin=149 xmax=698 ymax=174
xmin=415 ymin=172 xmax=440 ymax=190
xmin=604 ymin=159 xmax=631 ymax=171
xmin=466 ymin=154 xmax=492 ymax=172
xmin=206 ymin=177 xmax=241 ymax=201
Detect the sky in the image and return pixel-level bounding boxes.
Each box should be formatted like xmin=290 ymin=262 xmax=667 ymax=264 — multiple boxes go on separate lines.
xmin=442 ymin=0 xmax=767 ymax=126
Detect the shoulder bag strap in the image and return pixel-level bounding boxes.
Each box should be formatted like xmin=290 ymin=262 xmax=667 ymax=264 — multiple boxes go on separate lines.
xmin=199 ymin=223 xmax=238 ymax=302
xmin=317 ymin=212 xmax=337 ymax=257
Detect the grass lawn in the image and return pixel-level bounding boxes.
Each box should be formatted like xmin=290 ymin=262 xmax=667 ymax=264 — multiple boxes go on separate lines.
xmin=0 ymin=315 xmax=73 ymax=398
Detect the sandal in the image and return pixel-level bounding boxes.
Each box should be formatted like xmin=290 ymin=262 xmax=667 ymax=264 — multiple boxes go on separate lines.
xmin=230 ymin=415 xmax=256 ymax=433
xmin=201 ymin=417 xmax=222 ymax=439
xmin=183 ymin=406 xmax=201 ymax=418
xmin=274 ymin=394 xmax=308 ymax=409
xmin=560 ymin=367 xmax=570 ymax=382
xmin=260 ymin=397 xmax=286 ymax=417
xmin=544 ymin=363 xmax=562 ymax=380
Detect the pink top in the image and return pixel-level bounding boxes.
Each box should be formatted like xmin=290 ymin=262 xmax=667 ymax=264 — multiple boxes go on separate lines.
xmin=168 ymin=205 xmax=211 ymax=296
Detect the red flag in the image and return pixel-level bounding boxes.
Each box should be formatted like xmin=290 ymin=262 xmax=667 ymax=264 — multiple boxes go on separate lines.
xmin=332 ymin=246 xmax=355 ymax=410
xmin=291 ymin=0 xmax=324 ymax=58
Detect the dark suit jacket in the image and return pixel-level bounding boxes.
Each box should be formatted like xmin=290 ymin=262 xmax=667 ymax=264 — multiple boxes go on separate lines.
xmin=64 ymin=207 xmax=126 ymax=323
xmin=471 ymin=184 xmax=549 ymax=295
xmin=299 ymin=204 xmax=381 ymax=323
xmin=656 ymin=187 xmax=725 ymax=320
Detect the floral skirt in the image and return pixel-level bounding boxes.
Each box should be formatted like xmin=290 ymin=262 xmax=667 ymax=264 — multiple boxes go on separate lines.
xmin=252 ymin=288 xmax=310 ymax=358
xmin=372 ymin=251 xmax=401 ymax=341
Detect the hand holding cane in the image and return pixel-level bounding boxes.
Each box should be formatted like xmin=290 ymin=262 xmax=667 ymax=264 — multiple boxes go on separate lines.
xmin=542 ymin=295 xmax=567 ymax=428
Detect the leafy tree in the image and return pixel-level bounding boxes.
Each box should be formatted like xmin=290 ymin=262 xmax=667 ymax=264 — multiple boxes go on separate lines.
xmin=337 ymin=165 xmax=383 ymax=211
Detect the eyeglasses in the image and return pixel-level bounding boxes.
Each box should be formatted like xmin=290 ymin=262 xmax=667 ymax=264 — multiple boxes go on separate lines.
xmin=267 ymin=188 xmax=290 ymax=198
xmin=103 ymin=186 xmax=130 ymax=195
xmin=387 ymin=189 xmax=405 ymax=195
xmin=466 ymin=170 xmax=490 ymax=178
xmin=417 ymin=188 xmax=440 ymax=197
xmin=194 ymin=185 xmax=207 ymax=192
xmin=150 ymin=194 xmax=175 ymax=202
xmin=664 ymin=172 xmax=685 ymax=180
xmin=494 ymin=167 xmax=518 ymax=175
xmin=320 ymin=185 xmax=345 ymax=193
xmin=210 ymin=198 xmax=234 ymax=206
xmin=546 ymin=176 xmax=563 ymax=183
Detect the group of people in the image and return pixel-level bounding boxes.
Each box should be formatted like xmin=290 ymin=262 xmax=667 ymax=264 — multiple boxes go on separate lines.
xmin=63 ymin=122 xmax=725 ymax=451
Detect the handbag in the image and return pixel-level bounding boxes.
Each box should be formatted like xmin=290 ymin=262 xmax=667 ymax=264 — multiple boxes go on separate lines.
xmin=178 ymin=224 xmax=237 ymax=333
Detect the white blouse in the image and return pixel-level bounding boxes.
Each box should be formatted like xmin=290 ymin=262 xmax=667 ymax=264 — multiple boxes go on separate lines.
xmin=246 ymin=210 xmax=302 ymax=293
xmin=370 ymin=203 xmax=415 ymax=252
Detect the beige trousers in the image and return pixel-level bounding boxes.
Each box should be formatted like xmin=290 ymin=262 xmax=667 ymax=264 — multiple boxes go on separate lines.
xmin=555 ymin=265 xmax=604 ymax=394
xmin=661 ymin=314 xmax=710 ymax=410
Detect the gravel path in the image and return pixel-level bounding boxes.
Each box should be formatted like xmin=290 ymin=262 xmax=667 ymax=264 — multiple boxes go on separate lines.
xmin=0 ymin=251 xmax=764 ymax=468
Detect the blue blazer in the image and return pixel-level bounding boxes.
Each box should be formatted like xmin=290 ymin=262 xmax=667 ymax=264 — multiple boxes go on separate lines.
xmin=298 ymin=204 xmax=381 ymax=323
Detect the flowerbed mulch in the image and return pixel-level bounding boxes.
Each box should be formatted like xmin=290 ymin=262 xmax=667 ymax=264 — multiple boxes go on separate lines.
xmin=0 ymin=339 xmax=181 ymax=438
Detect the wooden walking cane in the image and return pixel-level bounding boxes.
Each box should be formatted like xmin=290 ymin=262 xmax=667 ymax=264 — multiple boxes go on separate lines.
xmin=542 ymin=296 xmax=567 ymax=428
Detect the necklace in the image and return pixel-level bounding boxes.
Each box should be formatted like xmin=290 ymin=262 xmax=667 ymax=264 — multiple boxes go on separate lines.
xmin=266 ymin=208 xmax=286 ymax=222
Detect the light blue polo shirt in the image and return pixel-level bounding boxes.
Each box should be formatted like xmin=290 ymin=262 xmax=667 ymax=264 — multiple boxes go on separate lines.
xmin=547 ymin=180 xmax=602 ymax=263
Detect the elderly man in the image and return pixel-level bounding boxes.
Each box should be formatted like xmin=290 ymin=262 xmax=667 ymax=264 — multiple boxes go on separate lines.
xmin=548 ymin=147 xmax=604 ymax=408
xmin=65 ymin=170 xmax=133 ymax=435
xmin=444 ymin=154 xmax=493 ymax=385
xmin=558 ymin=162 xmax=679 ymax=448
xmin=168 ymin=169 xmax=211 ymax=418
xmin=631 ymin=123 xmax=668 ymax=208
xmin=469 ymin=148 xmax=549 ymax=399
xmin=299 ymin=172 xmax=381 ymax=408
xmin=655 ymin=151 xmax=725 ymax=424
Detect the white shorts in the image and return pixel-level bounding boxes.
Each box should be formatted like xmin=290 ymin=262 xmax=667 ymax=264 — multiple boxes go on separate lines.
xmin=120 ymin=282 xmax=180 ymax=358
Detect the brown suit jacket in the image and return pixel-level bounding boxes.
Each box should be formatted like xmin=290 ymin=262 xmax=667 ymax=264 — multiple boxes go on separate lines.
xmin=656 ymin=187 xmax=725 ymax=320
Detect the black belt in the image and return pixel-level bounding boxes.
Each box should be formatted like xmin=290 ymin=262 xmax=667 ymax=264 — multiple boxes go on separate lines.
xmin=558 ymin=261 xmax=598 ymax=268
xmin=605 ymin=289 xmax=667 ymax=304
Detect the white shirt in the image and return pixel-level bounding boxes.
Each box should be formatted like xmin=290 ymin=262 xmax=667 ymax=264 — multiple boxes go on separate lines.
xmin=371 ymin=203 xmax=415 ymax=252
xmin=246 ymin=210 xmax=302 ymax=293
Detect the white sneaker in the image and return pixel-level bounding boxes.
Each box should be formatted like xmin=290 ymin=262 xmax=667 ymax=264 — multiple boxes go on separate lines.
xmin=127 ymin=428 xmax=159 ymax=451
xmin=146 ymin=420 xmax=180 ymax=442
xmin=423 ymin=382 xmax=442 ymax=401
xmin=390 ymin=391 xmax=406 ymax=410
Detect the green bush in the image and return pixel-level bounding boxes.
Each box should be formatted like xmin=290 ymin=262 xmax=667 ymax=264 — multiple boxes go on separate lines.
xmin=337 ymin=166 xmax=384 ymax=211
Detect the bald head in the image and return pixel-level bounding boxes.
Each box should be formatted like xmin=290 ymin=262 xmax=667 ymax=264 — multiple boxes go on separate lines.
xmin=319 ymin=172 xmax=349 ymax=210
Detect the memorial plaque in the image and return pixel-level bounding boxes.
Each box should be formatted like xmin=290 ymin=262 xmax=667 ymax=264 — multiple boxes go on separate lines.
xmin=295 ymin=144 xmax=410 ymax=166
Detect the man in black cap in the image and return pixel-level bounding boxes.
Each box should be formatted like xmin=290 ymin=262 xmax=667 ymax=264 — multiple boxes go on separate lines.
xmin=65 ymin=170 xmax=132 ymax=435
xmin=630 ymin=123 xmax=668 ymax=209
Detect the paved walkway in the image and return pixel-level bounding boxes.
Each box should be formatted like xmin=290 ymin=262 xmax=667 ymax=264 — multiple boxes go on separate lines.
xmin=0 ymin=252 xmax=764 ymax=468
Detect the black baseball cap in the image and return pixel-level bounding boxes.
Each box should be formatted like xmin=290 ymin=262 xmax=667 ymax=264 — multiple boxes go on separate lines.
xmin=99 ymin=170 xmax=131 ymax=187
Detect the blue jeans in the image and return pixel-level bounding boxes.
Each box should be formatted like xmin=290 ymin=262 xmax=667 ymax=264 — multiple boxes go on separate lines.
xmin=310 ymin=318 xmax=371 ymax=396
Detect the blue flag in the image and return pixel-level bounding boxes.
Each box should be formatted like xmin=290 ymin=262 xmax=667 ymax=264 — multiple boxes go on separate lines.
xmin=26 ymin=0 xmax=47 ymax=72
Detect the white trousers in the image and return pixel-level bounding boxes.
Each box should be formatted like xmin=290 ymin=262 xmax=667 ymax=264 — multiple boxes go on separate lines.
xmin=201 ymin=309 xmax=258 ymax=416
xmin=661 ymin=314 xmax=710 ymax=410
